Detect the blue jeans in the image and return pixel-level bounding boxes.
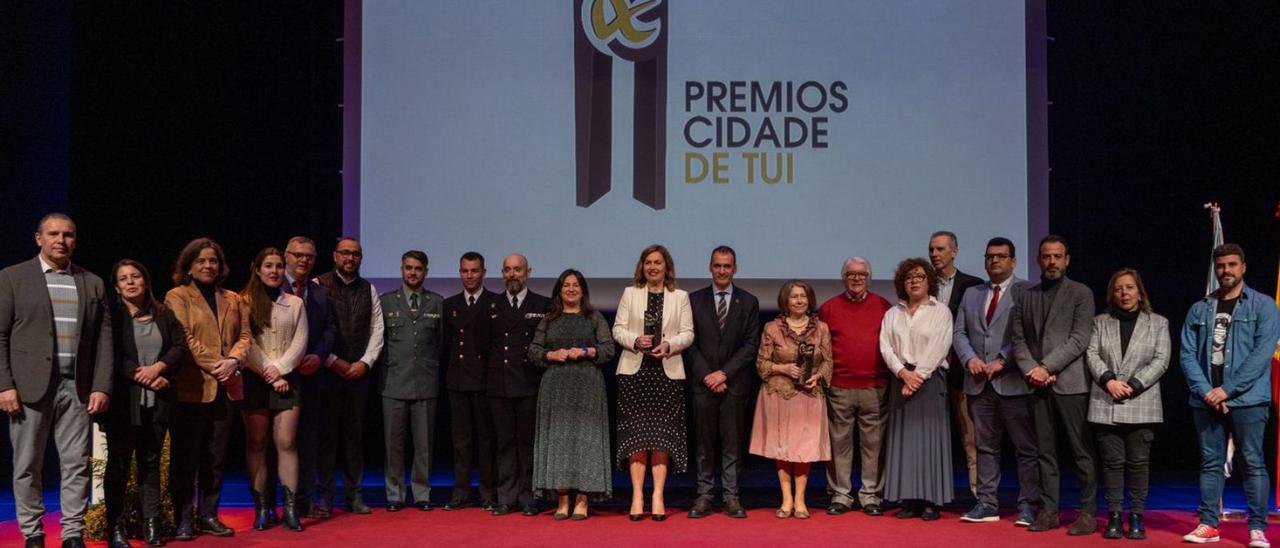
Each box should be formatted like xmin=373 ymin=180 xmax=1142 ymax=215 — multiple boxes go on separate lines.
xmin=1193 ymin=404 xmax=1270 ymax=530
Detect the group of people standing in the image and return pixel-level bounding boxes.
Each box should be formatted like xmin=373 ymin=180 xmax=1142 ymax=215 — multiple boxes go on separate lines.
xmin=2 ymin=214 xmax=1278 ymax=548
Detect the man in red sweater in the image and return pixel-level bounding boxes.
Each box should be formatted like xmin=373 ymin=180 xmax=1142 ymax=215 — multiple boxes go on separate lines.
xmin=819 ymin=257 xmax=893 ymax=517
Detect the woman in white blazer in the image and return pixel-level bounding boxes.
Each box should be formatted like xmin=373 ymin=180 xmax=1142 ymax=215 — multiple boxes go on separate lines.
xmin=612 ymin=244 xmax=695 ymax=521
xmin=239 ymin=247 xmax=309 ymax=532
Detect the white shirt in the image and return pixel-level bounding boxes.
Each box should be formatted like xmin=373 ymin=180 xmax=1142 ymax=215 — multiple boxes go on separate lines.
xmin=711 ymin=283 xmax=734 ymax=316
xmin=982 ymin=276 xmax=1017 ymax=322
xmin=464 ymin=287 xmax=486 ymax=306
xmin=506 ymin=287 xmax=529 ymax=309
xmin=937 ymin=270 xmax=956 ymax=307
xmin=879 ymin=297 xmax=954 ymax=379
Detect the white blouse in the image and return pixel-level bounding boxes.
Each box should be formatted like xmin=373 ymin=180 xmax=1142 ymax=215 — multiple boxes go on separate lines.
xmin=878 ymin=297 xmax=954 ymax=380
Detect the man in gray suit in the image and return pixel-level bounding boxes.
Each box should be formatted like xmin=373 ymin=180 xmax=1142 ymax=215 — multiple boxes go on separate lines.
xmin=953 ymin=237 xmax=1039 ymax=526
xmin=1011 ymin=235 xmax=1098 ymax=536
xmin=377 ymin=250 xmax=444 ymax=512
xmin=0 ymin=213 xmax=113 ymax=548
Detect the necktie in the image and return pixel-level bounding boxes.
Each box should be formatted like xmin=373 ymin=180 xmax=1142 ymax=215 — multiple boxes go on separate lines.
xmin=468 ymin=295 xmax=476 ymax=307
xmin=985 ymin=284 xmax=1001 ymax=324
xmin=294 ymin=280 xmax=305 ymax=299
xmin=716 ymin=291 xmax=728 ymax=330
xmin=511 ymin=295 xmax=519 ymax=310
xmin=409 ymin=293 xmax=419 ymax=314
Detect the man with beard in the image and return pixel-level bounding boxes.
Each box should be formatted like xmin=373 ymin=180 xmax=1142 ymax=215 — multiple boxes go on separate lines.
xmin=442 ymin=252 xmax=498 ymax=510
xmin=928 ymin=231 xmax=983 ymax=497
xmin=1011 ymin=235 xmax=1097 ymax=535
xmin=378 ymin=250 xmax=444 ymax=512
xmin=486 ymin=254 xmax=550 ymax=516
xmin=315 ymin=237 xmax=384 ymax=515
xmin=1180 ymin=244 xmax=1280 ymax=547
xmin=280 ymin=236 xmax=336 ymax=520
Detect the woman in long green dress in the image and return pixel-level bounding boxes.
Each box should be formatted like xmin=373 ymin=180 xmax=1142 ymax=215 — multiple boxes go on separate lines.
xmin=529 ymin=269 xmax=617 ymax=520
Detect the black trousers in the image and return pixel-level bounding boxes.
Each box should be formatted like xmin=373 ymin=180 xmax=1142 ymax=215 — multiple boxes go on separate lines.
xmin=968 ymin=385 xmax=1040 ymax=510
xmin=692 ymin=389 xmax=748 ymax=500
xmin=170 ymin=395 xmax=233 ymax=520
xmin=489 ymin=395 xmax=536 ymax=507
xmin=293 ymin=371 xmax=329 ymax=506
xmin=1094 ymin=423 xmax=1153 ymax=514
xmin=105 ymin=406 xmax=167 ymax=524
xmin=316 ymin=375 xmax=370 ymax=505
xmin=1030 ymin=390 xmax=1098 ymax=514
xmin=449 ymin=390 xmax=496 ymax=502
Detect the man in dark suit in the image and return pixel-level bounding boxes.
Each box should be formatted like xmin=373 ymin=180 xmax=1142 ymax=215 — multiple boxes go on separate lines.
xmin=952 ymin=237 xmax=1039 ymax=525
xmin=1011 ymin=235 xmax=1097 ymax=535
xmin=377 ymin=250 xmax=444 ymax=512
xmin=442 ymin=251 xmax=498 ymax=510
xmin=685 ymin=246 xmax=760 ymax=519
xmin=0 ymin=213 xmax=113 ymax=548
xmin=282 ymin=236 xmax=336 ymax=519
xmin=486 ymin=253 xmax=551 ymax=516
xmin=929 ymin=230 xmax=984 ymax=497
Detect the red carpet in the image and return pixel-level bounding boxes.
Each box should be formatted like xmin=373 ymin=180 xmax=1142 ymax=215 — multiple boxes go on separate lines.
xmin=0 ymin=507 xmax=1253 ymax=546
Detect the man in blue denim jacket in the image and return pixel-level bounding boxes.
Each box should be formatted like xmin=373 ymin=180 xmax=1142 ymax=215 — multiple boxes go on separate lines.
xmin=1180 ymin=243 xmax=1280 ymax=547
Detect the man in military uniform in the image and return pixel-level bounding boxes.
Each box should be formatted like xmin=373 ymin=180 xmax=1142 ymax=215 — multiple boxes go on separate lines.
xmin=377 ymin=250 xmax=444 ymax=512
xmin=487 ymin=253 xmax=550 ymax=516
xmin=442 ymin=252 xmax=498 ymax=510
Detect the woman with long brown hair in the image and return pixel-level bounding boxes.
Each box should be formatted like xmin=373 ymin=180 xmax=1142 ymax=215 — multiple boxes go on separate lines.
xmin=239 ymin=247 xmax=308 ymax=531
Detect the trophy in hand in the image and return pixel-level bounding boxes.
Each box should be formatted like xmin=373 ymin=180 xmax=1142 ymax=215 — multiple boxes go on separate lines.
xmin=795 ymin=343 xmax=815 ymax=388
xmin=643 ymin=313 xmax=661 ymax=355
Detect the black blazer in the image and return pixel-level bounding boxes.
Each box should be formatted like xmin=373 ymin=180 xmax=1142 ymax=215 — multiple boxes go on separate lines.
xmin=486 ymin=290 xmax=551 ymax=398
xmin=108 ymin=302 xmax=188 ymax=426
xmin=685 ymin=285 xmax=761 ymax=396
xmin=443 ymin=289 xmax=495 ymax=392
xmin=945 ymin=269 xmax=985 ymax=388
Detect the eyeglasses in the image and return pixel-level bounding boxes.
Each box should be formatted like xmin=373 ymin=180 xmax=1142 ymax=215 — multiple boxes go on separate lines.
xmin=905 ymin=273 xmax=927 ymax=282
xmin=984 ymin=253 xmax=1011 ymax=261
xmin=844 ymin=272 xmax=869 ymax=280
xmin=335 ymin=250 xmax=362 ymax=258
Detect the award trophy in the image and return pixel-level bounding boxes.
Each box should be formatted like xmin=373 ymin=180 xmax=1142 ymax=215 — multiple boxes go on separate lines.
xmin=795 ymin=343 xmax=815 ymax=388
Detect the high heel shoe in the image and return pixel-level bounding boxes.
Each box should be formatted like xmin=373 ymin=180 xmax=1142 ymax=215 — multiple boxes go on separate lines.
xmin=629 ymin=513 xmax=645 ymax=521
xmin=252 ymin=489 xmax=271 ymax=531
xmin=651 ymin=513 xmax=667 ymax=522
xmin=281 ymin=487 xmax=305 ymax=532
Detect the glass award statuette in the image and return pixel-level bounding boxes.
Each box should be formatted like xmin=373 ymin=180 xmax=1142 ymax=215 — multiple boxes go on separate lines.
xmin=795 ymin=343 xmax=815 ymax=388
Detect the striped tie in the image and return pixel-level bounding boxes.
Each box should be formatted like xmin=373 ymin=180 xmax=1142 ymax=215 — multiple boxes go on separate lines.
xmin=716 ymin=291 xmax=728 ymax=330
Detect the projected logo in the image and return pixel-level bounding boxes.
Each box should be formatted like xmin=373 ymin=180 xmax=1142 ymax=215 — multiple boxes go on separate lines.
xmin=573 ymin=0 xmax=668 ymax=210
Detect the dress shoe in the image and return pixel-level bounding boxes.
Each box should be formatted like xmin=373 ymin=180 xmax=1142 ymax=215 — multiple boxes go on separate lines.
xmin=651 ymin=513 xmax=667 ymax=522
xmin=862 ymin=503 xmax=884 ymax=516
xmin=281 ymin=487 xmax=304 ymax=532
xmin=386 ymin=501 xmax=404 ymax=512
xmin=522 ymin=505 xmax=539 ymax=516
xmin=143 ymin=517 xmax=165 ymax=546
xmin=553 ymin=512 xmax=570 ymax=521
xmin=24 ymin=535 xmax=44 ymax=548
xmin=347 ymin=499 xmax=373 ymax=514
xmin=775 ymin=508 xmax=792 ymax=519
xmin=1027 ymin=510 xmax=1059 ymax=532
xmin=307 ymin=504 xmax=332 ymax=519
xmin=491 ymin=504 xmax=514 ymax=516
xmin=110 ymin=525 xmax=132 ymax=548
xmin=571 ymin=512 xmax=589 ymax=521
xmin=1067 ymin=511 xmax=1097 ymax=536
xmin=920 ymin=504 xmax=941 ymax=521
xmin=827 ymin=502 xmax=852 ymax=516
xmin=442 ymin=498 xmax=469 ymax=511
xmin=62 ymin=538 xmax=87 ymax=548
xmin=895 ymin=504 xmax=920 ymax=520
xmin=629 ymin=513 xmax=645 ymax=521
xmin=172 ymin=521 xmax=195 ymax=541
xmin=724 ymin=498 xmax=747 ymax=519
xmin=1102 ymin=511 xmax=1123 ymax=539
xmin=200 ymin=516 xmax=235 ymax=537
xmin=794 ymin=509 xmax=811 ymax=520
xmin=481 ymin=499 xmax=497 ymax=512
xmin=1127 ymin=513 xmax=1146 ymax=540
xmin=688 ymin=497 xmax=713 ymax=519
xmin=416 ymin=501 xmax=434 ymax=511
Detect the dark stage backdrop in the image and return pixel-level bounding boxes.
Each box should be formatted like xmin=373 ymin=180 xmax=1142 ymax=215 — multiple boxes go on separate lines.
xmin=2 ymin=1 xmax=1279 ymax=489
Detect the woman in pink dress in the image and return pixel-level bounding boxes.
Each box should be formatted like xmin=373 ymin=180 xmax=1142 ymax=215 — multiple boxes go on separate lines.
xmin=749 ymin=279 xmax=833 ymax=519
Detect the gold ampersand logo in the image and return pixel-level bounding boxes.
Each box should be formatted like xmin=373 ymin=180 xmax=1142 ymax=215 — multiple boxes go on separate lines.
xmin=582 ymin=0 xmax=662 ymax=56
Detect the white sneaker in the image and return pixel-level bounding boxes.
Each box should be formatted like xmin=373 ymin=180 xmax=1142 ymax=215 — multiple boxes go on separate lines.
xmin=1250 ymin=529 xmax=1271 ymax=548
xmin=1183 ymin=524 xmax=1221 ymax=543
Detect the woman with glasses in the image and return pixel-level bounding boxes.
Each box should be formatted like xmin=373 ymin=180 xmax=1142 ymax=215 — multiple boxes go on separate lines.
xmin=879 ymin=258 xmax=954 ymax=520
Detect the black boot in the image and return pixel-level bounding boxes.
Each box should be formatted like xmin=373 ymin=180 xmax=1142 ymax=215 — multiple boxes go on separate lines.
xmin=109 ymin=524 xmax=132 ymax=548
xmin=1127 ymin=513 xmax=1146 ymax=540
xmin=282 ymin=487 xmax=305 ymax=532
xmin=143 ymin=517 xmax=165 ymax=546
xmin=265 ymin=488 xmax=280 ymax=526
xmin=252 ymin=490 xmax=271 ymax=531
xmin=1103 ymin=511 xmax=1123 ymax=539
